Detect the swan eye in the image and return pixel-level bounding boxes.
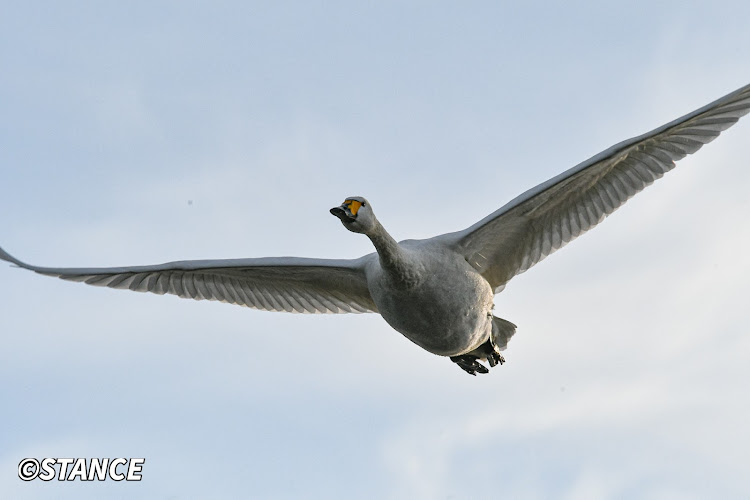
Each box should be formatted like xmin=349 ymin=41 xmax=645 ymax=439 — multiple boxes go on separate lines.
xmin=345 ymin=199 xmax=363 ymax=215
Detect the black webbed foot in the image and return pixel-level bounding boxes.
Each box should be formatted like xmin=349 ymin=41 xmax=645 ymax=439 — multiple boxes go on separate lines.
xmin=450 ymin=355 xmax=490 ymax=376
xmin=486 ymin=336 xmax=505 ymax=367
xmin=487 ymin=349 xmax=505 ymax=367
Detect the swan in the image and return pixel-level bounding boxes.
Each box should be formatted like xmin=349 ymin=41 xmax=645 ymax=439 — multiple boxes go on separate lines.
xmin=2 ymin=83 xmax=749 ymax=375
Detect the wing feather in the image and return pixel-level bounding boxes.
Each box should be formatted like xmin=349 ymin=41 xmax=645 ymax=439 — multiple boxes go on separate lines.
xmin=0 ymin=247 xmax=378 ymax=314
xmin=444 ymin=83 xmax=750 ymax=292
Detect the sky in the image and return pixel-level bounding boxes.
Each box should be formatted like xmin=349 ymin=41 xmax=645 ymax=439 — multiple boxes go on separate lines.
xmin=1 ymin=1 xmax=749 ymax=498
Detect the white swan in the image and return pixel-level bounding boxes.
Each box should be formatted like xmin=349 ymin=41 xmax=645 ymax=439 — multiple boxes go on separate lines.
xmin=2 ymin=83 xmax=749 ymax=375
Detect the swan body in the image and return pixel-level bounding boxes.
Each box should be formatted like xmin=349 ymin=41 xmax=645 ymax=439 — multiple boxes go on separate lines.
xmin=363 ymin=238 xmax=494 ymax=357
xmin=2 ymin=82 xmax=750 ymax=375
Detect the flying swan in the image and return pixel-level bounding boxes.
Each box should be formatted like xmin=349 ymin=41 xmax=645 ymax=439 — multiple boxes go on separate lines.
xmin=2 ymin=83 xmax=749 ymax=375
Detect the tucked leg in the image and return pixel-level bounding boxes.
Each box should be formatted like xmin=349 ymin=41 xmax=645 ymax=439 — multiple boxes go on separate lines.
xmin=450 ymin=354 xmax=490 ymax=376
xmin=457 ymin=315 xmax=516 ymax=373
xmin=467 ymin=337 xmax=505 ymax=367
xmin=486 ymin=342 xmax=505 ymax=367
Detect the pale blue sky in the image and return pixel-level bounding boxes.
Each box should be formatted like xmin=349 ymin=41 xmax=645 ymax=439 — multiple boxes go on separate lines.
xmin=1 ymin=1 xmax=749 ymax=498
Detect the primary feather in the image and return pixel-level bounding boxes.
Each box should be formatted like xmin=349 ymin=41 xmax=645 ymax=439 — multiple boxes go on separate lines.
xmin=443 ymin=83 xmax=750 ymax=291
xmin=0 ymin=248 xmax=377 ymax=314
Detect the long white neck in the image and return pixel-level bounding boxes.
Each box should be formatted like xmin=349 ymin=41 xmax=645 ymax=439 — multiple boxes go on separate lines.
xmin=366 ymin=219 xmax=418 ymax=286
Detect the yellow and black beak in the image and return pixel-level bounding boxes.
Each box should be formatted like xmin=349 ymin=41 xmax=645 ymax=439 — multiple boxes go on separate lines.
xmin=330 ymin=199 xmax=362 ymax=223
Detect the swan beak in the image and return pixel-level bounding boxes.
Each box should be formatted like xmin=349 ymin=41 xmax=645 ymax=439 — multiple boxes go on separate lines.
xmin=330 ymin=205 xmax=355 ymax=222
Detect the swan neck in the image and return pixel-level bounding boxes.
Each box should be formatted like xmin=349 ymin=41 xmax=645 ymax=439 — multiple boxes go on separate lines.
xmin=367 ymin=220 xmax=411 ymax=279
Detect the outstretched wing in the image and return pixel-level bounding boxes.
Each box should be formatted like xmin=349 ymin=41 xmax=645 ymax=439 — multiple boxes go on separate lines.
xmin=0 ymin=247 xmax=377 ymax=314
xmin=444 ymin=83 xmax=750 ymax=292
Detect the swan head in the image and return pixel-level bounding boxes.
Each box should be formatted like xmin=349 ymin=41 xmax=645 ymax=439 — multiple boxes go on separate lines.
xmin=330 ymin=196 xmax=376 ymax=234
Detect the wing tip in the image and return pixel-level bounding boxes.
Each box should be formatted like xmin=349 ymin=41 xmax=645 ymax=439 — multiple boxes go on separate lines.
xmin=0 ymin=245 xmax=53 ymax=275
xmin=0 ymin=245 xmax=25 ymax=268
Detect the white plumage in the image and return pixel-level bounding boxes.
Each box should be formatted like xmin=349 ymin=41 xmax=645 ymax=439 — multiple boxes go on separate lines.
xmin=2 ymin=82 xmax=749 ymax=375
